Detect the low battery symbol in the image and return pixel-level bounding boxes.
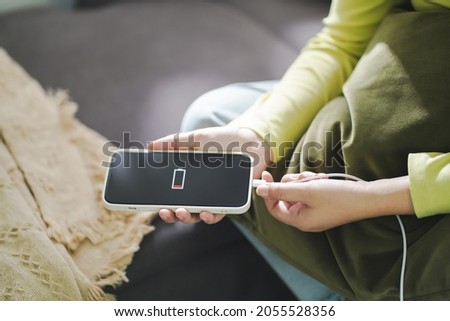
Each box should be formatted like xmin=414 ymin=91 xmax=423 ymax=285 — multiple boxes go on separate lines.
xmin=171 ymin=168 xmax=186 ymax=189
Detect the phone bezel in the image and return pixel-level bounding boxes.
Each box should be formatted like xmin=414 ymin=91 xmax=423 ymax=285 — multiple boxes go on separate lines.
xmin=102 ymin=149 xmax=254 ymax=214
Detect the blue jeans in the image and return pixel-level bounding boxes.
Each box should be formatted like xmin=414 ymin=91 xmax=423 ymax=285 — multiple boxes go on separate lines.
xmin=180 ymin=81 xmax=346 ymax=301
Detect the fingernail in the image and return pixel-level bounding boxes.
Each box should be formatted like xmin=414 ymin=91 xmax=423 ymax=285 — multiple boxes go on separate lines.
xmin=257 ymin=185 xmax=268 ymax=197
xmin=199 ymin=213 xmax=208 ymax=224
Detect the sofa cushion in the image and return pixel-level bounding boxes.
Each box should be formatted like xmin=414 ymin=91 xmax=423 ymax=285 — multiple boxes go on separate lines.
xmin=78 ymin=0 xmax=330 ymax=50
xmin=0 ymin=2 xmax=297 ymax=145
xmin=228 ymin=0 xmax=330 ymax=50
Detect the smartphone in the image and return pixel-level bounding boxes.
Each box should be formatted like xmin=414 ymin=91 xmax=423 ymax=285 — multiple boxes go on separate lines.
xmin=102 ymin=149 xmax=254 ymax=214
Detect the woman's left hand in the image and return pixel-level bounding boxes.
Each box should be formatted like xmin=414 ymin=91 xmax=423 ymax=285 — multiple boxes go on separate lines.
xmin=256 ymin=171 xmax=414 ymax=232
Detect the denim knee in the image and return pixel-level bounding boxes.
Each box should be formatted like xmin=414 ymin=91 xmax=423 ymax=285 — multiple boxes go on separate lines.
xmin=180 ymin=81 xmax=275 ymax=133
xmin=180 ymin=86 xmax=235 ymax=132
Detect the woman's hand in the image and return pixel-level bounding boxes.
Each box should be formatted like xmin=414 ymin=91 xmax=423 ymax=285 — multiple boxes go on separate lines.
xmin=256 ymin=171 xmax=414 ymax=232
xmin=149 ymin=126 xmax=271 ymax=224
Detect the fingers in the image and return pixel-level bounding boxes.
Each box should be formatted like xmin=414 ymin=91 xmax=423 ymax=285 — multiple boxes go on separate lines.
xmin=281 ymin=171 xmax=316 ymax=183
xmin=262 ymin=197 xmax=316 ymax=232
xmin=175 ymin=208 xmax=202 ymax=224
xmin=261 ymin=170 xmax=274 ymax=183
xmin=149 ymin=127 xmax=238 ymax=151
xmin=159 ymin=209 xmax=178 ymax=223
xmin=280 ymin=171 xmax=331 ymax=183
xmin=159 ymin=208 xmax=201 ymax=224
xmin=199 ymin=212 xmax=225 ymax=224
xmin=149 ymin=131 xmax=200 ymax=151
xmin=270 ymin=202 xmax=306 ymax=226
xmin=159 ymin=208 xmax=225 ymax=224
xmin=260 ymin=188 xmax=309 ymax=231
xmin=256 ymin=182 xmax=308 ymax=203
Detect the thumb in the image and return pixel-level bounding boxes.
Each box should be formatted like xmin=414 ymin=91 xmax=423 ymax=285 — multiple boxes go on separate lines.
xmin=256 ymin=182 xmax=306 ymax=203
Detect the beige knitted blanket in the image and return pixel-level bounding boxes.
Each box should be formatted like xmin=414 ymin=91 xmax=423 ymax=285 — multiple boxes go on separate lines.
xmin=0 ymin=48 xmax=155 ymax=300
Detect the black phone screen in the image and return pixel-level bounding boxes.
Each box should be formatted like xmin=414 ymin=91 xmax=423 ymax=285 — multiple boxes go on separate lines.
xmin=104 ymin=150 xmax=252 ymax=208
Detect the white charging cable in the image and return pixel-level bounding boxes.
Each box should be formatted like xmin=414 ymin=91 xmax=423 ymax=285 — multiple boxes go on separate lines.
xmin=253 ymin=173 xmax=407 ymax=301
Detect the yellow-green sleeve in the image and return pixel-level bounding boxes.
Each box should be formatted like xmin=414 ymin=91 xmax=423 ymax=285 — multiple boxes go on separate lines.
xmin=229 ymin=0 xmax=395 ymax=162
xmin=408 ymin=153 xmax=450 ymax=218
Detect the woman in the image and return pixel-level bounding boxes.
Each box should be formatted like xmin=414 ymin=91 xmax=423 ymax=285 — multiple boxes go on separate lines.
xmin=150 ymin=0 xmax=450 ymax=300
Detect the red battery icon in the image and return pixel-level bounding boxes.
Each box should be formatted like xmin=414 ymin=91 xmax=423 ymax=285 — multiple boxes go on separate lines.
xmin=171 ymin=168 xmax=186 ymax=189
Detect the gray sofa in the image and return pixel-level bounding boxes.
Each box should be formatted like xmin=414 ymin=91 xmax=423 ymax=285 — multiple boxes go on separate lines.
xmin=0 ymin=0 xmax=330 ymax=300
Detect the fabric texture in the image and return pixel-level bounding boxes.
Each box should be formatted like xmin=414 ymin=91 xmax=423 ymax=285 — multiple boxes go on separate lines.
xmin=0 ymin=48 xmax=154 ymax=300
xmin=229 ymin=0 xmax=450 ymax=163
xmin=408 ymin=153 xmax=450 ymax=218
xmin=235 ymin=11 xmax=450 ymax=300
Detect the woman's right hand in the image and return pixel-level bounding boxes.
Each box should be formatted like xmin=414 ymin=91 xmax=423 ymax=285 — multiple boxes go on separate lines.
xmin=149 ymin=126 xmax=271 ymax=224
